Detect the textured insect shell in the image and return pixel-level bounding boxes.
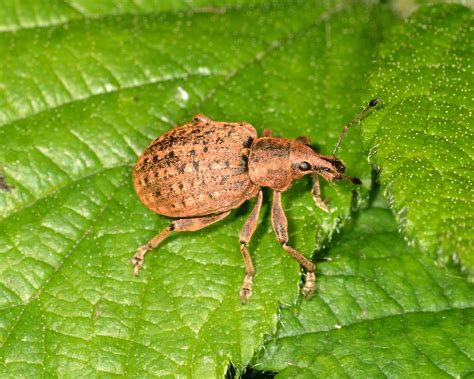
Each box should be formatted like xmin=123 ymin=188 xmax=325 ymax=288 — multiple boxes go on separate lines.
xmin=248 ymin=137 xmax=293 ymax=191
xmin=133 ymin=120 xmax=259 ymax=217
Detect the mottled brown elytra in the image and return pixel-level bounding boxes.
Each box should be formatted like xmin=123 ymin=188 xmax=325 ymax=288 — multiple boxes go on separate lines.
xmin=132 ymin=99 xmax=379 ymax=303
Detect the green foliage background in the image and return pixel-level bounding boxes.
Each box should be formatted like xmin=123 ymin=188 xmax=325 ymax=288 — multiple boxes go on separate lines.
xmin=0 ymin=1 xmax=472 ymax=377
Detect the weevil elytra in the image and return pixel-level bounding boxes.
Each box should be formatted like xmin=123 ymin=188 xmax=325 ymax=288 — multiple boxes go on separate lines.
xmin=132 ymin=99 xmax=379 ymax=303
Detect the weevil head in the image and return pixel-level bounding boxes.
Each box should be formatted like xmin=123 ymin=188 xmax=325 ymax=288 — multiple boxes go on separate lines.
xmin=290 ymin=140 xmax=359 ymax=183
xmin=248 ymin=137 xmax=360 ymax=192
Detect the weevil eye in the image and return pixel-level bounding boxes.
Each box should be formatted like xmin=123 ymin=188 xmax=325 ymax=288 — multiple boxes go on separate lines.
xmin=299 ymin=161 xmax=311 ymax=171
xmin=319 ymin=167 xmax=331 ymax=173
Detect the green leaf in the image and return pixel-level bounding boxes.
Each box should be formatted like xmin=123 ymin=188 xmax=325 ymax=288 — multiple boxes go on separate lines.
xmin=0 ymin=0 xmax=277 ymax=32
xmin=0 ymin=1 xmax=392 ymax=376
xmin=363 ymin=4 xmax=474 ymax=279
xmin=389 ymin=0 xmax=472 ymax=18
xmin=255 ymin=198 xmax=474 ymax=377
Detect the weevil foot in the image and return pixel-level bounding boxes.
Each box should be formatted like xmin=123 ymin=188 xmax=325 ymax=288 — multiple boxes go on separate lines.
xmin=192 ymin=114 xmax=211 ymax=124
xmin=239 ymin=274 xmax=254 ymax=304
xmin=131 ymin=245 xmax=148 ymax=275
xmin=240 ymin=287 xmax=253 ymax=304
xmin=311 ymin=174 xmax=330 ymax=212
xmin=313 ymin=196 xmax=329 ymax=212
xmin=302 ymin=271 xmax=316 ymax=299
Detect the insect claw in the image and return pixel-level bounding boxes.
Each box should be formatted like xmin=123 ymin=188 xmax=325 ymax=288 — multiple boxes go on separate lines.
xmin=192 ymin=114 xmax=212 ymax=124
xmin=131 ymin=245 xmax=148 ymax=275
xmin=313 ymin=195 xmax=330 ymax=212
xmin=131 ymin=257 xmax=143 ymax=276
xmin=302 ymin=271 xmax=316 ymax=299
xmin=239 ymin=287 xmax=252 ymax=304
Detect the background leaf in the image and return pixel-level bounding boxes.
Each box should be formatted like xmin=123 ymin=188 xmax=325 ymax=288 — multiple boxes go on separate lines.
xmin=0 ymin=1 xmax=392 ymax=376
xmin=362 ymin=4 xmax=474 ymax=279
xmin=390 ymin=0 xmax=473 ymax=18
xmin=255 ymin=195 xmax=474 ymax=377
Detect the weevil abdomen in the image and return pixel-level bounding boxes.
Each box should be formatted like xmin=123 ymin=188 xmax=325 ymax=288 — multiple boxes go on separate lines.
xmin=133 ymin=120 xmax=259 ymax=217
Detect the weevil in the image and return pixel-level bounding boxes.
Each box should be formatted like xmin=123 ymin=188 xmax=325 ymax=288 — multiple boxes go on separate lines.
xmin=132 ymin=99 xmax=380 ymax=303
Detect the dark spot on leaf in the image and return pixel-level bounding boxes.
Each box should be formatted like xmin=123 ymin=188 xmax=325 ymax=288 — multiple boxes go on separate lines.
xmin=0 ymin=172 xmax=13 ymax=192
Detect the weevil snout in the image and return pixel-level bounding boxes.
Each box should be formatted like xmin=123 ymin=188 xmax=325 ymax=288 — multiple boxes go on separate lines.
xmin=314 ymin=156 xmax=361 ymax=184
xmin=319 ymin=158 xmax=362 ymax=184
xmin=290 ymin=141 xmax=354 ymax=182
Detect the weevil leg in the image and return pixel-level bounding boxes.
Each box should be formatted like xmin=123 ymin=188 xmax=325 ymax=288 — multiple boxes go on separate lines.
xmin=193 ymin=114 xmax=212 ymax=124
xmin=271 ymin=191 xmax=316 ymax=299
xmin=131 ymin=210 xmax=231 ymax=275
xmin=294 ymin=136 xmax=329 ymax=212
xmin=239 ymin=189 xmax=263 ymax=304
xmin=311 ymin=174 xmax=329 ymax=212
xmin=262 ymin=129 xmax=273 ymax=137
xmin=295 ymin=135 xmax=311 ymax=145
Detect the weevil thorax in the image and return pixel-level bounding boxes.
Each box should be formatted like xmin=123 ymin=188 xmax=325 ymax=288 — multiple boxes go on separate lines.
xmin=248 ymin=137 xmax=293 ymax=191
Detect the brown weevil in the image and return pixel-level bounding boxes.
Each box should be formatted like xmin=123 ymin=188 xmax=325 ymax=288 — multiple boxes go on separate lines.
xmin=132 ymin=99 xmax=379 ymax=303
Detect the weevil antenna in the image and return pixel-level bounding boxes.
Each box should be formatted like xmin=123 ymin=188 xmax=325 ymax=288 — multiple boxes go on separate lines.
xmin=332 ymin=98 xmax=380 ymax=155
xmin=342 ymin=175 xmax=362 ymax=185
